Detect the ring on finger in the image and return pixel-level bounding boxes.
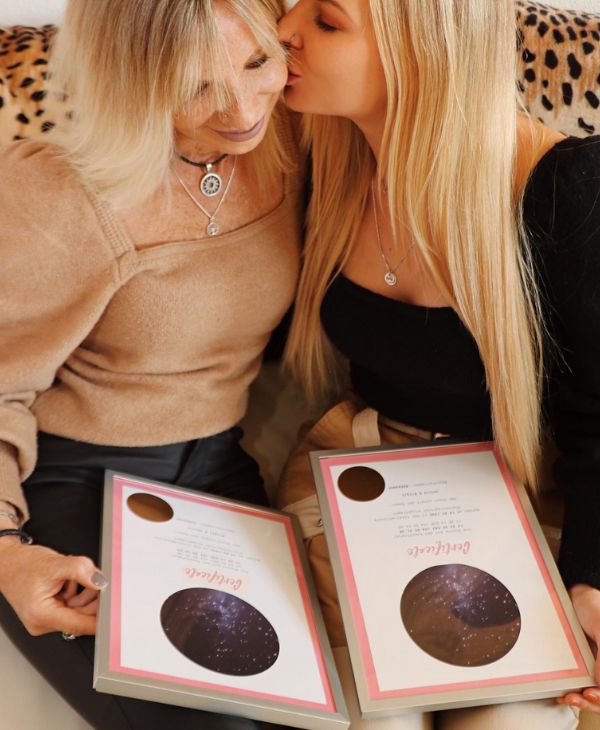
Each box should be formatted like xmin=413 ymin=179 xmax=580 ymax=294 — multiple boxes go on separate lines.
xmin=61 ymin=631 xmax=76 ymax=641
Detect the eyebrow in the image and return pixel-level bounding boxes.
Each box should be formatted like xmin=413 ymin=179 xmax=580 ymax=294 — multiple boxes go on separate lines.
xmin=318 ymin=0 xmax=352 ymax=21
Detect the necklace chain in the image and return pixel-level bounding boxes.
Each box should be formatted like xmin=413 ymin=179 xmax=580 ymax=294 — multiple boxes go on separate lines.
xmin=174 ymin=156 xmax=237 ymax=237
xmin=176 ymin=151 xmax=228 ymax=170
xmin=371 ymin=181 xmax=414 ymax=287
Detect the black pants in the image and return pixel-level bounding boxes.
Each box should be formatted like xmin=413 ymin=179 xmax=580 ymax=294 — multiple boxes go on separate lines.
xmin=0 ymin=429 xmax=290 ymax=730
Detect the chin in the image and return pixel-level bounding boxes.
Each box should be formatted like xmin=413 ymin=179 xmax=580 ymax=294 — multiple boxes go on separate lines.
xmin=242 ymin=128 xmax=271 ymax=155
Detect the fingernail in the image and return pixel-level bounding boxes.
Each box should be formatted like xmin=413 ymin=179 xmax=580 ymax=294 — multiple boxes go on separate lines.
xmin=584 ymin=691 xmax=600 ymax=703
xmin=91 ymin=571 xmax=108 ymax=589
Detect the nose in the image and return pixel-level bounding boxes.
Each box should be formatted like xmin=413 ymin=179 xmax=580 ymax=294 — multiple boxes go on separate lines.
xmin=278 ymin=2 xmax=302 ymax=50
xmin=219 ymin=98 xmax=259 ymax=130
xmin=217 ymin=81 xmax=267 ymax=131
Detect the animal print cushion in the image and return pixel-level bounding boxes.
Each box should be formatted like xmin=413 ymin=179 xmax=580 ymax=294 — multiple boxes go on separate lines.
xmin=0 ymin=25 xmax=71 ymax=145
xmin=517 ymin=1 xmax=600 ymax=136
xmin=0 ymin=3 xmax=598 ymax=145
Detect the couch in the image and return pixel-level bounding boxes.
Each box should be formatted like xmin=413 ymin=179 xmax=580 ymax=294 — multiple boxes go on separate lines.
xmin=0 ymin=1 xmax=599 ymax=728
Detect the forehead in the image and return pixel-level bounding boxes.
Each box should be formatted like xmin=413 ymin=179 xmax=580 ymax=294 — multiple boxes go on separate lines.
xmin=214 ymin=3 xmax=260 ymax=56
xmin=287 ymin=0 xmax=369 ymax=24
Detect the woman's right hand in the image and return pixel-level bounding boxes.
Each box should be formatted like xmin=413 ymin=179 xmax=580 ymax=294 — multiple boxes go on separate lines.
xmin=0 ymin=537 xmax=108 ymax=637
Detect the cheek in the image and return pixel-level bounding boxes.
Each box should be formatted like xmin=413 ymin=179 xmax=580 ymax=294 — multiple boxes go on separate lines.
xmin=261 ymin=59 xmax=288 ymax=95
xmin=173 ymin=102 xmax=211 ymax=133
xmin=305 ymin=38 xmax=356 ymax=89
xmin=351 ymin=58 xmax=385 ymax=111
xmin=323 ymin=46 xmax=384 ymax=117
xmin=305 ymin=45 xmax=365 ymax=106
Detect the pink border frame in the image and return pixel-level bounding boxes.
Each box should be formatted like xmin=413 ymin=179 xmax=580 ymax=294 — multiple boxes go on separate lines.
xmin=109 ymin=475 xmax=336 ymax=712
xmin=318 ymin=442 xmax=589 ymax=701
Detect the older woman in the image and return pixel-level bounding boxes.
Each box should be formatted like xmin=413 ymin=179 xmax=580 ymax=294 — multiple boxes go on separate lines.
xmin=0 ymin=1 xmax=303 ymax=728
xmin=278 ymin=0 xmax=600 ymax=728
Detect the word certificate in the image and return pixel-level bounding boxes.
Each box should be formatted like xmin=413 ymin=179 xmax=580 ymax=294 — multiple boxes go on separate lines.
xmin=94 ymin=472 xmax=349 ymax=729
xmin=311 ymin=441 xmax=594 ymax=716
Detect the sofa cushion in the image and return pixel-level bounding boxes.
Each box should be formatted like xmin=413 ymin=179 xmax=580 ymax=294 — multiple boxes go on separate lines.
xmin=517 ymin=0 xmax=600 ymax=136
xmin=0 ymin=24 xmax=71 ymax=144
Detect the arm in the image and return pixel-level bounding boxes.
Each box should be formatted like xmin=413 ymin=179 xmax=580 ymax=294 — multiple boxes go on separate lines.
xmin=527 ymin=136 xmax=600 ymax=710
xmin=0 ymin=141 xmax=119 ymax=633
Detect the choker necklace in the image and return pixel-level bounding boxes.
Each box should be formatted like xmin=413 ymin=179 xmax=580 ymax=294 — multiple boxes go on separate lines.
xmin=174 ymin=156 xmax=237 ymax=236
xmin=176 ymin=151 xmax=228 ymax=198
xmin=371 ymin=181 xmax=415 ymax=286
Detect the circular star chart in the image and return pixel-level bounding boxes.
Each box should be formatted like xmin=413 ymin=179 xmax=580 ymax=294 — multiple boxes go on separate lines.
xmin=400 ymin=563 xmax=521 ymax=667
xmin=160 ymin=588 xmax=279 ymax=675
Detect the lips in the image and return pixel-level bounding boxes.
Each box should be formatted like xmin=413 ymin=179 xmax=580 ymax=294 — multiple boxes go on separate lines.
xmin=286 ymin=68 xmax=301 ymax=86
xmin=213 ymin=117 xmax=265 ymax=142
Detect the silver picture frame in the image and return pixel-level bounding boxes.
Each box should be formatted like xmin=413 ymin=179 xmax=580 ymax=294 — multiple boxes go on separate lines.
xmin=310 ymin=440 xmax=595 ymax=718
xmin=94 ymin=470 xmax=349 ymax=729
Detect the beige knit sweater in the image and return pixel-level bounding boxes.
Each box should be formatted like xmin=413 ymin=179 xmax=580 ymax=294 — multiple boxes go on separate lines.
xmin=0 ymin=131 xmax=303 ymax=520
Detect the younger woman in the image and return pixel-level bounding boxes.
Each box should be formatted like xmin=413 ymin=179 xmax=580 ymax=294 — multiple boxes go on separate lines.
xmin=278 ymin=0 xmax=600 ymax=727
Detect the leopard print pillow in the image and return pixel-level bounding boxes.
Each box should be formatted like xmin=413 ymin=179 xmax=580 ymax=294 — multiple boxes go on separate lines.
xmin=517 ymin=1 xmax=600 ymax=136
xmin=0 ymin=24 xmax=71 ymax=145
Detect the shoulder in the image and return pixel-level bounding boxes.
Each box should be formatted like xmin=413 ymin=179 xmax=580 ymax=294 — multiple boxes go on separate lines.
xmin=0 ymin=140 xmax=122 ymax=268
xmin=0 ymin=139 xmax=87 ymax=213
xmin=0 ymin=138 xmax=73 ymax=178
xmin=523 ymin=134 xmax=600 ymax=245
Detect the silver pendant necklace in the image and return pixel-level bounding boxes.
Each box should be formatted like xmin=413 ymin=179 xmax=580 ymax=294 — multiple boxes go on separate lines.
xmin=176 ymin=151 xmax=228 ymax=197
xmin=371 ymin=181 xmax=415 ymax=286
xmin=174 ymin=156 xmax=237 ymax=236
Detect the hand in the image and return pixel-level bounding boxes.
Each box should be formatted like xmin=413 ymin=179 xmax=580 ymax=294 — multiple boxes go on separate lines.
xmin=62 ymin=581 xmax=101 ymax=617
xmin=0 ymin=539 xmax=108 ymax=636
xmin=558 ymin=583 xmax=600 ymax=712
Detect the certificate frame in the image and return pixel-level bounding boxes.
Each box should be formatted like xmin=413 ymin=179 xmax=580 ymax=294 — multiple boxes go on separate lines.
xmin=310 ymin=440 xmax=595 ymax=717
xmin=94 ymin=471 xmax=349 ymax=729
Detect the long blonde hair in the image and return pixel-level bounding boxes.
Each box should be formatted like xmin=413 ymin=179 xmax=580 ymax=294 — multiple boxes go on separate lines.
xmin=285 ymin=0 xmax=545 ymax=488
xmin=49 ymin=0 xmax=287 ymax=208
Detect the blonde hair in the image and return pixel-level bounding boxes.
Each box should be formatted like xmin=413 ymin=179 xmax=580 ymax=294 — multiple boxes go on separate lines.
xmin=285 ymin=0 xmax=545 ymax=488
xmin=49 ymin=0 xmax=287 ymax=207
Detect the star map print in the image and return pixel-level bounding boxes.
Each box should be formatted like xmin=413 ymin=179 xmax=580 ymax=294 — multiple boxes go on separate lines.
xmin=400 ymin=564 xmax=521 ymax=667
xmin=160 ymin=588 xmax=280 ymax=675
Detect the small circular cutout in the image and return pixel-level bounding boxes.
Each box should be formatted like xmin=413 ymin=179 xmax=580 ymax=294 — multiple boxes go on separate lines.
xmin=337 ymin=466 xmax=386 ymax=502
xmin=127 ymin=493 xmax=174 ymax=522
xmin=160 ymin=588 xmax=280 ymax=676
xmin=400 ymin=564 xmax=520 ymax=667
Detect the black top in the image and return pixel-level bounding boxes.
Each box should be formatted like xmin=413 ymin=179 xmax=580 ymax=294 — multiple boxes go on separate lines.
xmin=321 ymin=135 xmax=600 ymax=590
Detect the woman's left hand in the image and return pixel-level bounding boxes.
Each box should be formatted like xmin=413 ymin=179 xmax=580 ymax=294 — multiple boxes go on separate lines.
xmin=558 ymin=583 xmax=600 ymax=712
xmin=61 ymin=580 xmax=100 ymax=616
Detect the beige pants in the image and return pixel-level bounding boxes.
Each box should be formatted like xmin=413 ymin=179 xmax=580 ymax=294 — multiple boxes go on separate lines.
xmin=277 ymin=400 xmax=579 ymax=730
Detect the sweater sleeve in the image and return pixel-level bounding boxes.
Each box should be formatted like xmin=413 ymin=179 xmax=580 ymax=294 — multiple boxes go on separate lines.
xmin=526 ymin=135 xmax=600 ymax=589
xmin=0 ymin=141 xmax=121 ymax=520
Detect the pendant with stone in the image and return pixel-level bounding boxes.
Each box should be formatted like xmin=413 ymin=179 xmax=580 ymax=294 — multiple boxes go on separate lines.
xmin=207 ymin=219 xmax=219 ymax=236
xmin=200 ymin=169 xmax=222 ymax=197
xmin=384 ymin=271 xmax=397 ymax=286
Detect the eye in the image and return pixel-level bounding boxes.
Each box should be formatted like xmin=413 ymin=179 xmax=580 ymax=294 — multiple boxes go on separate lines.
xmin=246 ymin=54 xmax=270 ymax=70
xmin=314 ymin=14 xmax=337 ymax=32
xmin=197 ymin=81 xmax=211 ymax=96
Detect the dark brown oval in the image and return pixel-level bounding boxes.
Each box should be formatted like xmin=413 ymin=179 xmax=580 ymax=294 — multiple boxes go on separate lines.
xmin=337 ymin=466 xmax=385 ymax=501
xmin=127 ymin=493 xmax=174 ymax=522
